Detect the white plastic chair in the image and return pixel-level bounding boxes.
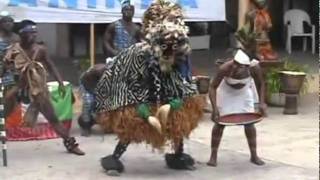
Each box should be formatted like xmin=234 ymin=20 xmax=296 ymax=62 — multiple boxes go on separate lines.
xmin=284 ymin=9 xmax=315 ymax=54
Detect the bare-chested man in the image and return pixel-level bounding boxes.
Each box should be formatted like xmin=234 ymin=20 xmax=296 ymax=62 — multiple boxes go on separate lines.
xmin=3 ymin=20 xmax=85 ymax=155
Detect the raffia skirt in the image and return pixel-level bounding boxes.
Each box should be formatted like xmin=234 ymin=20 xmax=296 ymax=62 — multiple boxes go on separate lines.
xmin=96 ymin=95 xmax=205 ymax=149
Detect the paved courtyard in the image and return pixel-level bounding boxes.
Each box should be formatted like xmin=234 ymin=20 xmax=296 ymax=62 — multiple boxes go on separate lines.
xmin=1 ymin=49 xmax=318 ymax=180
xmin=1 ymin=93 xmax=318 ymax=180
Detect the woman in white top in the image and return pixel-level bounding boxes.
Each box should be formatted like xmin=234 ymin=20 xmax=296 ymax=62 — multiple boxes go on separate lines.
xmin=207 ymin=49 xmax=267 ymax=166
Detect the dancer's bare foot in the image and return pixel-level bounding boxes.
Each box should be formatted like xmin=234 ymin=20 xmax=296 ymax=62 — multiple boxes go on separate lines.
xmin=207 ymin=157 xmax=217 ymax=167
xmin=250 ymin=156 xmax=265 ymax=166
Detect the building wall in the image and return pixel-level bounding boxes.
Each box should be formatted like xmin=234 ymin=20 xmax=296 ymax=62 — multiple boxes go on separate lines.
xmin=37 ymin=23 xmax=70 ymax=58
xmin=208 ymin=0 xmax=238 ymax=49
xmin=56 ymin=24 xmax=70 ymax=58
xmin=70 ymin=24 xmax=105 ymax=60
xmin=37 ymin=24 xmax=57 ymax=55
xmin=34 ymin=0 xmax=318 ymax=58
xmin=269 ymin=0 xmax=284 ymax=47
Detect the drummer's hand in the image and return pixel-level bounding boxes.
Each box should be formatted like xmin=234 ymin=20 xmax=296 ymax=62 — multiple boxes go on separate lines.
xmin=58 ymin=82 xmax=66 ymax=97
xmin=259 ymin=103 xmax=267 ymax=117
xmin=211 ymin=108 xmax=220 ymax=121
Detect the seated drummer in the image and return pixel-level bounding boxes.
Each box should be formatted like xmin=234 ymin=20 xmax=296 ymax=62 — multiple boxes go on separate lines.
xmin=207 ymin=49 xmax=267 ymax=167
xmin=78 ymin=63 xmax=106 ymax=136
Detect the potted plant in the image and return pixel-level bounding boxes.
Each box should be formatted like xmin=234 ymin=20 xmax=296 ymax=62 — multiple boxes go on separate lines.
xmin=265 ymin=58 xmax=309 ymax=106
xmin=265 ymin=67 xmax=285 ymax=106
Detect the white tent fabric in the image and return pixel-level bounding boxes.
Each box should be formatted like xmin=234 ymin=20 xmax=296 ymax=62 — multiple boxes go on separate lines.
xmin=0 ymin=0 xmax=225 ymax=23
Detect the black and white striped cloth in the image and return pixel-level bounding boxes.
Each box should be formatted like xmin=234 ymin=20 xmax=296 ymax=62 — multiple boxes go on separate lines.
xmin=95 ymin=43 xmax=197 ymax=112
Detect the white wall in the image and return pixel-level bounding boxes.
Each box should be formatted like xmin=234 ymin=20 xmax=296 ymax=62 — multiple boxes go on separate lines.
xmin=73 ymin=35 xmax=87 ymax=56
xmin=36 ymin=23 xmax=70 ymax=58
xmin=283 ymin=0 xmax=310 ymax=13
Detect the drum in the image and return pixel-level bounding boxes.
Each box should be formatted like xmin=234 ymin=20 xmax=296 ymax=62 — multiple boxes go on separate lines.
xmin=195 ymin=76 xmax=210 ymax=94
xmin=279 ymin=71 xmax=306 ymax=94
xmin=216 ymin=113 xmax=263 ymax=126
xmin=279 ymin=71 xmax=306 ymax=114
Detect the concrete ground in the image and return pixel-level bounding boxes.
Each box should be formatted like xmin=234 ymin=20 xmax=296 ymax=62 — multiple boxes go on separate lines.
xmin=0 ymin=92 xmax=318 ymax=180
xmin=0 ymin=49 xmax=318 ymax=180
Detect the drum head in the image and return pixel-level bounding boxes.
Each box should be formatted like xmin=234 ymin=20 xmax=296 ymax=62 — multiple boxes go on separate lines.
xmin=216 ymin=113 xmax=263 ymax=126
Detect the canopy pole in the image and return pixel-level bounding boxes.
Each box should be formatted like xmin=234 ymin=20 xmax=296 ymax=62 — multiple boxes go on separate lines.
xmin=0 ymin=78 xmax=7 ymax=166
xmin=90 ymin=23 xmax=95 ymax=67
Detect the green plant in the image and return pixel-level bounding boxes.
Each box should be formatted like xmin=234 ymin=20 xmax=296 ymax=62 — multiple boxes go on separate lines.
xmin=282 ymin=58 xmax=309 ymax=73
xmin=79 ymin=58 xmax=90 ymax=72
xmin=265 ymin=58 xmax=309 ymax=95
xmin=266 ymin=67 xmax=281 ymax=94
xmin=235 ymin=23 xmax=258 ymax=50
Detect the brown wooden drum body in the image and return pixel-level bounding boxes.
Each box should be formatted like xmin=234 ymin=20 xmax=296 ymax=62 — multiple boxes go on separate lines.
xmin=279 ymin=71 xmax=306 ymax=94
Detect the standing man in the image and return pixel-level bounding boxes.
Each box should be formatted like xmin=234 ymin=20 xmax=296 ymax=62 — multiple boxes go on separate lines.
xmin=0 ymin=11 xmax=19 ymax=76
xmin=3 ymin=20 xmax=85 ymax=155
xmin=0 ymin=11 xmax=19 ymax=46
xmin=103 ymin=0 xmax=141 ymax=57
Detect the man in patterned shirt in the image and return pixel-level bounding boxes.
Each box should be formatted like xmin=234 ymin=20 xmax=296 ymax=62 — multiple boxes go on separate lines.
xmin=103 ymin=0 xmax=141 ymax=58
xmin=0 ymin=12 xmax=19 ymax=84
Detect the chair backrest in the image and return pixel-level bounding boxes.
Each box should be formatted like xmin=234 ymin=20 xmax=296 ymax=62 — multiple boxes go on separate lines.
xmin=284 ymin=9 xmax=311 ymax=34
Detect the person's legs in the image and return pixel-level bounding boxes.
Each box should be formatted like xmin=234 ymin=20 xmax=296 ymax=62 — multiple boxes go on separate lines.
xmin=207 ymin=123 xmax=225 ymax=166
xmin=244 ymin=124 xmax=265 ymax=165
xmin=78 ymin=87 xmax=95 ymax=136
xmin=174 ymin=140 xmax=184 ymax=155
xmin=101 ymin=141 xmax=130 ymax=176
xmin=112 ymin=141 xmax=130 ymax=159
xmin=3 ymin=86 xmax=19 ymax=118
xmin=165 ymin=139 xmax=195 ymax=170
xmin=33 ymin=93 xmax=85 ymax=155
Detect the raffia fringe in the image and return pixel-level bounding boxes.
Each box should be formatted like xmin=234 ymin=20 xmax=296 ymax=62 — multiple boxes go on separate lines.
xmin=97 ymin=95 xmax=205 ymax=149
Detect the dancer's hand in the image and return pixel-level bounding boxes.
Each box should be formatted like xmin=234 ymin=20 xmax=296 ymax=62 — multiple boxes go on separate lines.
xmin=58 ymin=82 xmax=66 ymax=97
xmin=259 ymin=103 xmax=267 ymax=117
